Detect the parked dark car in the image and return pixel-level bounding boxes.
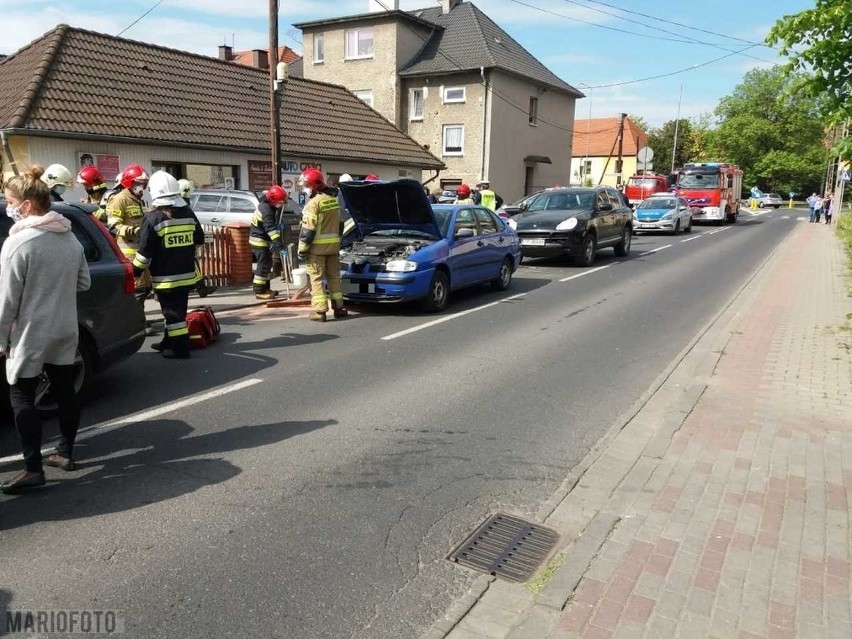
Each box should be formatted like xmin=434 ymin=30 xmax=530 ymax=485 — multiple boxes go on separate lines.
xmin=0 ymin=200 xmax=146 ymax=412
xmin=509 ymin=186 xmax=633 ymax=266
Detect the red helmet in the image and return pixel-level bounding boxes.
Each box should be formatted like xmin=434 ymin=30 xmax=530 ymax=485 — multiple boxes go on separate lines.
xmin=457 ymin=184 xmax=471 ymax=198
xmin=266 ymin=185 xmax=287 ymax=206
xmin=120 ymin=164 xmax=150 ymax=189
xmin=77 ymin=165 xmax=105 ymax=187
xmin=364 ymin=173 xmax=379 ymax=181
xmin=301 ymin=168 xmax=326 ymax=192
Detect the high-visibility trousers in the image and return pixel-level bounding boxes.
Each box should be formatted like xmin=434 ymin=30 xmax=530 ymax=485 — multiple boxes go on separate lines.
xmin=252 ymin=247 xmax=273 ymax=292
xmin=305 ymin=253 xmax=343 ymax=313
xmin=157 ymin=288 xmax=191 ymax=355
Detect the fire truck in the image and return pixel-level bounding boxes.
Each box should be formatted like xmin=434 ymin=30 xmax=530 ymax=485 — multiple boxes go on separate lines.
xmin=625 ymin=172 xmax=669 ymax=205
xmin=674 ymin=162 xmax=743 ymax=224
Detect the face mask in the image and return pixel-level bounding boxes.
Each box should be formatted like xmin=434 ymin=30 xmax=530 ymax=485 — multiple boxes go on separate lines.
xmin=6 ymin=205 xmax=23 ymax=222
xmin=131 ymin=184 xmax=145 ymax=197
xmin=302 ymin=186 xmax=312 ymax=196
xmin=54 ymin=185 xmax=66 ymax=196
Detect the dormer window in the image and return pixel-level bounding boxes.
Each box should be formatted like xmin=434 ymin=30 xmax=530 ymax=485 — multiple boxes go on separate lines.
xmin=345 ymin=28 xmax=374 ymax=60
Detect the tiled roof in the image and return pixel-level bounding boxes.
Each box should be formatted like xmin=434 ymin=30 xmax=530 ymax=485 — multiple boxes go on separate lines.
xmin=399 ymin=2 xmax=583 ymax=97
xmin=572 ymin=117 xmax=648 ymax=157
xmin=231 ymin=46 xmax=301 ymax=67
xmin=0 ymin=25 xmax=442 ymax=169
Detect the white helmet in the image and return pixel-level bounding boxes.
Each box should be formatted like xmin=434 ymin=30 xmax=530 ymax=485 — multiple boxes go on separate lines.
xmin=339 ymin=173 xmax=353 ymax=183
xmin=42 ymin=164 xmax=73 ymax=189
xmin=113 ymin=171 xmax=124 ymax=188
xmin=149 ymin=171 xmax=186 ymax=208
xmin=178 ymin=178 xmax=195 ymax=198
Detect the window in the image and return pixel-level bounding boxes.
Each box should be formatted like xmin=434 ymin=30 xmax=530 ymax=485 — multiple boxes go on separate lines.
xmin=71 ymin=219 xmax=100 ymax=262
xmin=185 ymin=164 xmax=238 ymax=190
xmin=194 ymin=195 xmax=224 ymax=212
xmin=578 ymin=160 xmax=592 ymax=177
xmin=354 ymin=89 xmax=373 ymax=107
xmin=529 ymin=97 xmax=538 ymax=125
xmin=442 ymin=86 xmax=466 ymax=103
xmin=345 ymin=28 xmax=374 ymax=59
xmin=454 ymin=209 xmax=478 ymax=236
xmin=442 ymin=124 xmax=464 ymax=156
xmin=228 ymin=196 xmax=256 ymax=213
xmin=410 ymin=88 xmax=425 ymax=121
xmin=474 ymin=208 xmax=498 ymax=234
xmin=314 ymin=33 xmax=325 ymax=63
xmin=596 ymin=191 xmax=610 ymax=210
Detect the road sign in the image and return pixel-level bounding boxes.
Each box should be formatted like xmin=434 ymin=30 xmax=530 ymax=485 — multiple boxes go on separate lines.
xmin=637 ymin=147 xmax=654 ymax=163
xmin=638 ymin=161 xmax=653 ymax=171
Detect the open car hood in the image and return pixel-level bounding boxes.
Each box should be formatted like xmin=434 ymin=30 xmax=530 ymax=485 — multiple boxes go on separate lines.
xmin=338 ymin=179 xmax=441 ymax=240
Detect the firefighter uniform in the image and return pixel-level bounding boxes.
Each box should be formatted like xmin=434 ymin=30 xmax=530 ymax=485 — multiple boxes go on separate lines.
xmin=299 ymin=190 xmax=344 ymax=317
xmin=85 ymin=186 xmax=108 ymax=222
xmin=455 ymin=197 xmax=474 ymax=205
xmin=107 ymin=188 xmax=150 ymax=289
xmin=133 ymin=206 xmax=205 ymax=356
xmin=249 ymin=196 xmax=283 ymax=295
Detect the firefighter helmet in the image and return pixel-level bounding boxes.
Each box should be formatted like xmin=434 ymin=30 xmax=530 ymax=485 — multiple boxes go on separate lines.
xmin=266 ymin=185 xmax=287 ymax=206
xmin=120 ymin=164 xmax=150 ymax=189
xmin=178 ymin=179 xmax=195 ymax=198
xmin=76 ymin=165 xmax=106 ymax=187
xmin=457 ymin=184 xmax=471 ymax=198
xmin=42 ymin=164 xmax=73 ymax=189
xmin=300 ymin=168 xmax=326 ymax=192
xmin=338 ymin=173 xmax=353 ymax=183
xmin=364 ymin=173 xmax=379 ymax=181
xmin=148 ymin=171 xmax=185 ymax=208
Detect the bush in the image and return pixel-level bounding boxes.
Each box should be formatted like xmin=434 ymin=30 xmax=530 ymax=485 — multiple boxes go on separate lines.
xmin=837 ymin=209 xmax=852 ymax=268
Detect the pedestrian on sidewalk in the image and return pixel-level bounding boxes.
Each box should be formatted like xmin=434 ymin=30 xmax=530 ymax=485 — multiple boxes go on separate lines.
xmin=0 ymin=166 xmax=91 ymax=494
xmin=132 ymin=172 xmax=205 ymax=359
xmin=813 ymin=193 xmax=824 ymax=223
xmin=806 ymin=192 xmax=818 ymax=222
xmin=824 ymin=193 xmax=833 ymax=225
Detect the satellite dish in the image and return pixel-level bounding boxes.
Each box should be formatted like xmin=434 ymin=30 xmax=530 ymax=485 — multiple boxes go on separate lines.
xmin=637 ymin=147 xmax=654 ymax=163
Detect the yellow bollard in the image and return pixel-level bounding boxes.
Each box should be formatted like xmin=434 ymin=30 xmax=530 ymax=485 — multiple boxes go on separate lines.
xmin=789 ymin=198 xmax=794 ymax=209
xmin=750 ymin=198 xmax=758 ymax=211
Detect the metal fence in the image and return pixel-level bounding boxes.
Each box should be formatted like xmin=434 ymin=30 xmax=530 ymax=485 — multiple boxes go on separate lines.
xmin=197 ymin=225 xmax=233 ymax=288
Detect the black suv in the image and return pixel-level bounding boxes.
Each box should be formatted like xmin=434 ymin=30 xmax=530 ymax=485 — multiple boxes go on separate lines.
xmin=510 ymin=186 xmax=633 ymax=266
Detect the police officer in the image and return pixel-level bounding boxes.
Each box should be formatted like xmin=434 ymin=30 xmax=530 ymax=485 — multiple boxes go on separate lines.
xmin=107 ymin=164 xmax=150 ymax=292
xmin=477 ymin=180 xmax=503 ymax=211
xmin=41 ymin=164 xmax=73 ymax=202
xmin=298 ymin=168 xmax=346 ymax=322
xmin=76 ymin=166 xmax=109 ymax=222
xmin=132 ymin=171 xmax=205 ymax=359
xmin=250 ymin=185 xmax=287 ymax=300
xmin=454 ymin=184 xmax=474 ymax=205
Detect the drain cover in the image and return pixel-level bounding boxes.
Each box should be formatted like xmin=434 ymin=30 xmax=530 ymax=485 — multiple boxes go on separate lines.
xmin=449 ymin=513 xmax=559 ymax=582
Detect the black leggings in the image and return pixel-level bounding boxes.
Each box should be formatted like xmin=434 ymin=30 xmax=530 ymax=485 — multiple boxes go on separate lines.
xmin=9 ymin=364 xmax=80 ymax=473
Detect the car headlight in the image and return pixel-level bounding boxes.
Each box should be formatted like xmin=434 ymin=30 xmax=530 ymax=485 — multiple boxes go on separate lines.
xmin=556 ymin=217 xmax=579 ymax=231
xmin=661 ymin=212 xmax=673 ymax=220
xmin=386 ymin=260 xmax=417 ymax=272
xmin=507 ymin=218 xmax=517 ymax=230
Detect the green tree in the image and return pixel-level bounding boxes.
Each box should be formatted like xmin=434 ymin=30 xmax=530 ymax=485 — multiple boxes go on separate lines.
xmin=709 ymin=67 xmax=826 ymax=194
xmin=767 ymin=0 xmax=852 ymax=120
xmin=648 ymin=119 xmax=695 ymax=173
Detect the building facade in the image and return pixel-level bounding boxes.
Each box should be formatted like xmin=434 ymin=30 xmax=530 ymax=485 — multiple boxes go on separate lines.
xmin=570 ymin=117 xmax=649 ymax=188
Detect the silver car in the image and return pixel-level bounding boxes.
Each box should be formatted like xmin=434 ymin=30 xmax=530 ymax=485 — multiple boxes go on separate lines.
xmin=189 ymin=189 xmax=263 ymax=226
xmin=758 ymin=193 xmax=783 ymax=209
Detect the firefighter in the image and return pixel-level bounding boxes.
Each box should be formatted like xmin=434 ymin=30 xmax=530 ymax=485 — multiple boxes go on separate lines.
xmin=107 ymin=164 xmax=150 ymax=292
xmin=178 ymin=179 xmax=194 ymax=202
xmin=454 ymin=184 xmax=474 ymax=205
xmin=132 ymin=171 xmax=205 ymax=359
xmin=41 ymin=164 xmax=73 ymax=202
xmin=102 ymin=170 xmax=125 ymax=208
xmin=250 ymin=185 xmax=287 ymax=300
xmin=364 ymin=173 xmax=379 ymax=181
xmin=76 ymin=166 xmax=109 ymax=222
xmin=298 ymin=168 xmax=346 ymax=322
xmin=476 ymin=180 xmax=503 ymax=211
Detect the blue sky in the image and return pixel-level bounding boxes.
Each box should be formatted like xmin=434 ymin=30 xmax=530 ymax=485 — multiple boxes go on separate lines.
xmin=4 ymin=0 xmax=814 ymax=128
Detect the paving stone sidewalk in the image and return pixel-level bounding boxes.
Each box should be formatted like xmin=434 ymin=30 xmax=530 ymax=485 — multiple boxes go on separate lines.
xmin=431 ymin=223 xmax=852 ymax=639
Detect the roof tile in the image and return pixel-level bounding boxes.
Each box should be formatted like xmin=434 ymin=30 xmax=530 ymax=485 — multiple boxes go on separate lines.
xmin=572 ymin=117 xmax=648 ymax=157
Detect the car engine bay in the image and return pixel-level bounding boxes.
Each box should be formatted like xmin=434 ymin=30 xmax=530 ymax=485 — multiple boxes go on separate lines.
xmin=340 ymin=236 xmax=433 ymax=267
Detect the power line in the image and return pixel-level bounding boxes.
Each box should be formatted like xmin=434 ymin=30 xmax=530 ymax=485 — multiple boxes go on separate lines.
xmin=116 ymin=0 xmax=167 ymax=38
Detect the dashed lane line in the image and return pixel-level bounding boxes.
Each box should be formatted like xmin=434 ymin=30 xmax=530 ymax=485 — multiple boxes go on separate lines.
xmin=638 ymin=244 xmax=672 ymax=257
xmin=559 ymin=264 xmax=615 ymax=283
xmin=708 ymin=226 xmax=731 ymax=235
xmin=681 ymin=235 xmax=702 ymax=243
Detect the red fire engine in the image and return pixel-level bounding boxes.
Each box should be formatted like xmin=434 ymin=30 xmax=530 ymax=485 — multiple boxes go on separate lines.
xmin=625 ymin=172 xmax=669 ymax=205
xmin=674 ymin=162 xmax=743 ymax=224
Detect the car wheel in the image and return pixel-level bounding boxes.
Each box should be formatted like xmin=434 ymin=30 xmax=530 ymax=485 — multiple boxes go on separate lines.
xmin=422 ymin=270 xmax=450 ymax=313
xmin=614 ymin=225 xmax=631 ymax=257
xmin=672 ymin=219 xmax=681 ymax=235
xmin=35 ymin=339 xmax=94 ymax=418
xmin=491 ymin=258 xmax=513 ymax=291
xmin=573 ymin=233 xmax=596 ymax=267
xmin=685 ymin=218 xmax=692 ymax=233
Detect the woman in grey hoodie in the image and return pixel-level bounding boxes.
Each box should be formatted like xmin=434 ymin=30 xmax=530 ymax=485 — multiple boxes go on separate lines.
xmin=0 ymin=165 xmax=91 ymax=494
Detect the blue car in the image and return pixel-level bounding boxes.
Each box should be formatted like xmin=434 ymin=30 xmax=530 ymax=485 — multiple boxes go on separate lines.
xmin=633 ymin=195 xmax=693 ymax=235
xmin=338 ymin=179 xmax=521 ymax=312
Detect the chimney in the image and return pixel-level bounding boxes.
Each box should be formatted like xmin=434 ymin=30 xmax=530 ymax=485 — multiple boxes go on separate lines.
xmin=441 ymin=0 xmax=460 ymax=14
xmin=252 ymin=49 xmax=269 ymax=69
xmin=369 ymin=0 xmax=399 ymax=11
xmin=218 ymin=44 xmax=233 ymax=61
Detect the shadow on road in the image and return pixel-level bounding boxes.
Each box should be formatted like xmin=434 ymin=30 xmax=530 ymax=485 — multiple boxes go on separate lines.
xmin=0 ymin=417 xmax=335 ymax=532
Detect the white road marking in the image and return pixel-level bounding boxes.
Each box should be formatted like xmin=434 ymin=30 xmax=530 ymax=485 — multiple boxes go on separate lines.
xmin=708 ymin=227 xmax=731 ymax=234
xmin=0 ymin=378 xmax=264 ymax=465
xmin=381 ymin=293 xmax=526 ymax=341
xmin=781 ymin=215 xmax=790 ymax=219
xmin=681 ymin=235 xmax=701 ymax=243
xmin=559 ymin=264 xmax=614 ymax=282
xmin=638 ymin=244 xmax=672 ymax=257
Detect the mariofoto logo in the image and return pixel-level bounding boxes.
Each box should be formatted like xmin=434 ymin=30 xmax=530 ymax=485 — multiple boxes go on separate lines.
xmin=5 ymin=609 xmax=125 ymax=635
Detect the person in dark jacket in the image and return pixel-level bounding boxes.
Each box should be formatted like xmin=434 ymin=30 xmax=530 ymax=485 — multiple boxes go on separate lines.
xmin=249 ymin=185 xmax=287 ymax=300
xmin=132 ymin=171 xmax=205 ymax=359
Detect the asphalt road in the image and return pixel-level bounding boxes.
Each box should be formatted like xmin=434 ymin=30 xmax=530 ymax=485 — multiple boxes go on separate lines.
xmin=0 ymin=208 xmax=806 ymax=638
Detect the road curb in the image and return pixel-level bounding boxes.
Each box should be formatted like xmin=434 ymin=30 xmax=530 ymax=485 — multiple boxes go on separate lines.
xmin=420 ymin=222 xmax=802 ymax=639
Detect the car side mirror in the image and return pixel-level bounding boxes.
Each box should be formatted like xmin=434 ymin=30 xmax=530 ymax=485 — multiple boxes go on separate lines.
xmin=454 ymin=227 xmax=476 ymax=239
xmin=519 ymin=202 xmax=529 ymax=212
xmin=598 ymin=202 xmax=613 ymax=212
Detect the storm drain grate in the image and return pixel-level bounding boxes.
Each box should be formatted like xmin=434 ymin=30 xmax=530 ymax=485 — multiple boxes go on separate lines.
xmin=448 ymin=513 xmax=560 ymax=583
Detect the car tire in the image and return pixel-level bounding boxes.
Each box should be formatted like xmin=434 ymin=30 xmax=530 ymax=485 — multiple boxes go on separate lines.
xmin=685 ymin=218 xmax=692 ymax=233
xmin=35 ymin=338 xmax=94 ymax=418
xmin=422 ymin=270 xmax=450 ymax=313
xmin=614 ymin=225 xmax=631 ymax=257
xmin=573 ymin=233 xmax=596 ymax=267
xmin=491 ymin=258 xmax=513 ymax=291
xmin=673 ymin=220 xmax=681 ymax=235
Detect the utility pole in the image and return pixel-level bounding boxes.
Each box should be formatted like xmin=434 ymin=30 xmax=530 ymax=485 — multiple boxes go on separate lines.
xmin=615 ymin=112 xmax=626 ymax=186
xmin=269 ymin=0 xmax=282 ymax=186
xmin=671 ymin=83 xmax=683 ymax=174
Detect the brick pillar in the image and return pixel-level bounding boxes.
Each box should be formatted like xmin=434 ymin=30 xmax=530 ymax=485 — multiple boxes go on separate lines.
xmin=224 ymin=222 xmax=252 ymax=286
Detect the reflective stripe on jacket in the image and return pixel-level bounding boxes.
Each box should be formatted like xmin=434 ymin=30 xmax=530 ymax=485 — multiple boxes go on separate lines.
xmin=299 ymin=191 xmax=342 ymax=256
xmin=133 ymin=205 xmax=205 ymax=291
xmin=249 ymin=198 xmax=282 ymax=250
xmin=106 ymin=188 xmax=145 ymax=259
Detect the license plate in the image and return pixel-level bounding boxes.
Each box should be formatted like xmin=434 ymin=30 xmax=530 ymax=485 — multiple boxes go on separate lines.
xmin=522 ymin=238 xmax=546 ymax=246
xmin=343 ymin=280 xmax=376 ymax=294
xmin=640 ymin=223 xmax=656 ymax=228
